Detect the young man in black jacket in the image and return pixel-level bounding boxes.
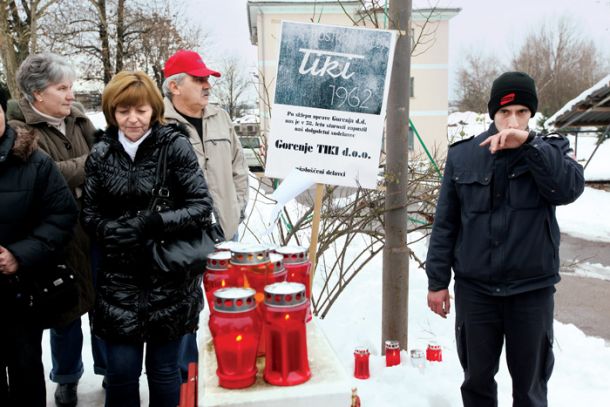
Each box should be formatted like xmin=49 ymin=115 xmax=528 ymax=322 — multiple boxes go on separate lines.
xmin=426 ymin=72 xmax=585 ymax=407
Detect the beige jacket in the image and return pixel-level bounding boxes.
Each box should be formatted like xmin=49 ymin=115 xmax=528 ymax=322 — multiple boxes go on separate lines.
xmin=164 ymin=98 xmax=248 ymax=238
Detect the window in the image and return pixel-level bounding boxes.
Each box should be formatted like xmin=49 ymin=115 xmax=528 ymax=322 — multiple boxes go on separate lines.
xmin=239 ymin=137 xmax=261 ymax=149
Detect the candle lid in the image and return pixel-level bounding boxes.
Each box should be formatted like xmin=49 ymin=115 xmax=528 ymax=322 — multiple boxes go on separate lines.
xmin=427 ymin=342 xmax=441 ymax=350
xmin=385 ymin=340 xmax=400 ymax=350
xmin=354 ymin=346 xmax=370 ymax=355
xmin=230 ymin=244 xmax=270 ymax=265
xmin=264 ymin=282 xmax=307 ymax=307
xmin=275 ymin=245 xmax=309 ymax=264
xmin=269 ymin=253 xmax=286 ymax=274
xmin=206 ymin=251 xmax=231 ymax=270
xmin=213 ymin=287 xmax=256 ymax=313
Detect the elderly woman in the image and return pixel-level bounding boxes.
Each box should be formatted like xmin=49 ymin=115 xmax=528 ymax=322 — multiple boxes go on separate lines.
xmin=7 ymin=52 xmax=97 ymax=407
xmin=0 ymin=89 xmax=78 ymax=405
xmin=82 ymin=71 xmax=212 ymax=407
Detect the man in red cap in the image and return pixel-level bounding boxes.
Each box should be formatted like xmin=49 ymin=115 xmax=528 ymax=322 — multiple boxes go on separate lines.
xmin=426 ymin=72 xmax=584 ymax=407
xmin=162 ymin=50 xmax=248 ymax=382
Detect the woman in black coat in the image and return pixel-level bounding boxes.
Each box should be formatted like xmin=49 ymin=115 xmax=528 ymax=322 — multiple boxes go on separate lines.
xmin=0 ymin=89 xmax=78 ymax=405
xmin=81 ymin=71 xmax=212 ymax=407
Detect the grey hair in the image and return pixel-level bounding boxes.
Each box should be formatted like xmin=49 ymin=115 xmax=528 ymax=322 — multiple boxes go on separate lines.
xmin=162 ymin=73 xmax=188 ymax=99
xmin=16 ymin=52 xmax=77 ymax=102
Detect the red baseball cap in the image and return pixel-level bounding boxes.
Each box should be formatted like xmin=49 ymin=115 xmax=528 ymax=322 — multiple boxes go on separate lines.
xmin=163 ymin=50 xmax=221 ymax=78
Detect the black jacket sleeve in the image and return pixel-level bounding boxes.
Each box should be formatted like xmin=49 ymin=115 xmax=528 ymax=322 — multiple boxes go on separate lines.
xmin=425 ymin=152 xmax=460 ymax=291
xmin=524 ymin=134 xmax=585 ymax=205
xmin=158 ymin=135 xmax=214 ymax=233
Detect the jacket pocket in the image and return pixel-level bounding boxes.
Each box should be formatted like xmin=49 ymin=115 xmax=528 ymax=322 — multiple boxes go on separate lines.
xmin=508 ymin=165 xmax=541 ymax=209
xmin=453 ymin=171 xmax=492 ymax=213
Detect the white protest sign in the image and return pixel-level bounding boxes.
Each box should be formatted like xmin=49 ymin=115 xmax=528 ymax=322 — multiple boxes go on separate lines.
xmin=265 ymin=22 xmax=396 ymax=189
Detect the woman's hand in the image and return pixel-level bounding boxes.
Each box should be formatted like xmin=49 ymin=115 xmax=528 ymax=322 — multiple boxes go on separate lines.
xmin=0 ymin=245 xmax=19 ymax=275
xmin=111 ymin=212 xmax=163 ymax=247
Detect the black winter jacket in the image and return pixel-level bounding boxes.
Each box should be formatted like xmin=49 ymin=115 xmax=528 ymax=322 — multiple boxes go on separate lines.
xmin=0 ymin=126 xmax=78 ymax=312
xmin=82 ymin=123 xmax=213 ymax=343
xmin=426 ymin=124 xmax=584 ymax=296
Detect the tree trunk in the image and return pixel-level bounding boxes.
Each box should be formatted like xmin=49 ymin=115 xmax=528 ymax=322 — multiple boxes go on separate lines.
xmin=94 ymin=0 xmax=113 ymax=84
xmin=115 ymin=0 xmax=125 ymax=73
xmin=0 ymin=3 xmax=21 ymax=98
xmin=382 ymin=0 xmax=411 ymax=353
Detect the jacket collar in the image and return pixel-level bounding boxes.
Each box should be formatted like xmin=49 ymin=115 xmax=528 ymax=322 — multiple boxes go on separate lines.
xmin=163 ymin=97 xmax=219 ymax=122
xmin=10 ymin=97 xmax=89 ymax=126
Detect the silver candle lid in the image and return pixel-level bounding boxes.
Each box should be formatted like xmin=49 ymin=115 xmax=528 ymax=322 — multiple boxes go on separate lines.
xmin=264 ymin=282 xmax=306 ymax=307
xmin=206 ymin=251 xmax=232 ymax=271
xmin=230 ymin=244 xmax=270 ymax=265
xmin=269 ymin=253 xmax=286 ymax=275
xmin=385 ymin=340 xmax=400 ymax=350
xmin=213 ymin=287 xmax=256 ymax=313
xmin=275 ymin=245 xmax=309 ymax=264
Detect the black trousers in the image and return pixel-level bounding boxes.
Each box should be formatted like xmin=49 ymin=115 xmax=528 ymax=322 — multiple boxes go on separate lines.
xmin=454 ymin=283 xmax=555 ymax=407
xmin=0 ymin=309 xmax=46 ymax=407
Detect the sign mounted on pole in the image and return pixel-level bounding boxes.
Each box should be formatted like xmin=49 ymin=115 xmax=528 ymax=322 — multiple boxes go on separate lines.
xmin=265 ymin=21 xmax=396 ymax=189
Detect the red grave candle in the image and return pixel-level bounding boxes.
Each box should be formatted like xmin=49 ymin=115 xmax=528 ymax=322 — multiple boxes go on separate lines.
xmin=385 ymin=340 xmax=401 ymax=367
xmin=203 ymin=251 xmax=234 ymax=315
xmin=263 ymin=282 xmax=311 ymax=386
xmin=209 ymin=287 xmax=261 ymax=389
xmin=426 ymin=342 xmax=443 ymax=362
xmin=353 ymin=347 xmax=370 ymax=379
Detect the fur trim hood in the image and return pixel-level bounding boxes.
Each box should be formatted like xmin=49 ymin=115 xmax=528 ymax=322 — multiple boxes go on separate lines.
xmin=0 ymin=126 xmax=38 ymax=162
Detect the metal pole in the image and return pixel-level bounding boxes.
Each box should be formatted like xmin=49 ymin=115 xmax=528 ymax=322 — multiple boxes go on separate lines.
xmin=382 ymin=0 xmax=412 ymax=353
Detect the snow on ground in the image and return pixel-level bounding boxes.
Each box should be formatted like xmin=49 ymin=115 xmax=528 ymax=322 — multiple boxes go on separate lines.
xmin=41 ymin=114 xmax=610 ymax=405
xmin=556 ymin=186 xmax=610 ymax=242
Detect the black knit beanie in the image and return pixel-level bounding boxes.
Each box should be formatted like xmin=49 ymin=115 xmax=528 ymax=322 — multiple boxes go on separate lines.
xmin=488 ymin=72 xmax=538 ymax=119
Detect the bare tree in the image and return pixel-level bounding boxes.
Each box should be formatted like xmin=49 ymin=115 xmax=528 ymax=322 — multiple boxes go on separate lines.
xmin=125 ymin=5 xmax=202 ymax=89
xmin=0 ymin=0 xmax=59 ymax=97
xmin=213 ymin=57 xmax=253 ymax=120
xmin=511 ymin=16 xmax=607 ymax=116
xmin=43 ymin=0 xmax=203 ymax=84
xmin=454 ymin=51 xmax=503 ymax=112
xmin=241 ymin=149 xmax=442 ymax=318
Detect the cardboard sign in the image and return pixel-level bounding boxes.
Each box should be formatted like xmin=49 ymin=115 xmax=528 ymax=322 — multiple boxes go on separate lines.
xmin=265 ymin=22 xmax=396 ymax=189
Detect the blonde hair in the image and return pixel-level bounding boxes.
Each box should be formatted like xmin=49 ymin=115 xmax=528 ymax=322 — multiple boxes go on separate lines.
xmin=102 ymin=71 xmax=165 ymax=128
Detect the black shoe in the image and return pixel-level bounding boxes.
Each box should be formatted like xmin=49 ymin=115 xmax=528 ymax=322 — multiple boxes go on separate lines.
xmin=54 ymin=382 xmax=78 ymax=407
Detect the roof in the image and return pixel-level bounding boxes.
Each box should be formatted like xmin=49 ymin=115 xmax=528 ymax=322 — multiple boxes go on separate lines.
xmin=545 ymin=74 xmax=610 ymax=129
xmin=246 ymin=1 xmax=460 ymax=45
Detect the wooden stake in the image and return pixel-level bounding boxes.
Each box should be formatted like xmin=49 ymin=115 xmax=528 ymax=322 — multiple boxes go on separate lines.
xmin=308 ymin=183 xmax=325 ymax=284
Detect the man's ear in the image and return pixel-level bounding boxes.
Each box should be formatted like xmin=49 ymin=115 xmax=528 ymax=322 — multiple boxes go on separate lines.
xmin=168 ymin=80 xmax=180 ymax=95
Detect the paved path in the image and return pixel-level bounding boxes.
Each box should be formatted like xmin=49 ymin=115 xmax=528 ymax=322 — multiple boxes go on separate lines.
xmin=556 ymin=234 xmax=610 ymax=342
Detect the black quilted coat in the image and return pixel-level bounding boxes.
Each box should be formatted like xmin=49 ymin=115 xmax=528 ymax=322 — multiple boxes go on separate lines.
xmin=82 ymin=123 xmax=212 ymax=343
xmin=0 ymin=126 xmax=78 ymax=314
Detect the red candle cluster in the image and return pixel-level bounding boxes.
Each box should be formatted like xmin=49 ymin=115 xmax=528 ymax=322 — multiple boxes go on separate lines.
xmin=205 ymin=244 xmax=313 ymax=390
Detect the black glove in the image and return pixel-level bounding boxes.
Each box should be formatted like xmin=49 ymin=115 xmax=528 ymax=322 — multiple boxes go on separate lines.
xmin=97 ymin=220 xmax=124 ymax=244
xmin=112 ymin=211 xmax=163 ymax=247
